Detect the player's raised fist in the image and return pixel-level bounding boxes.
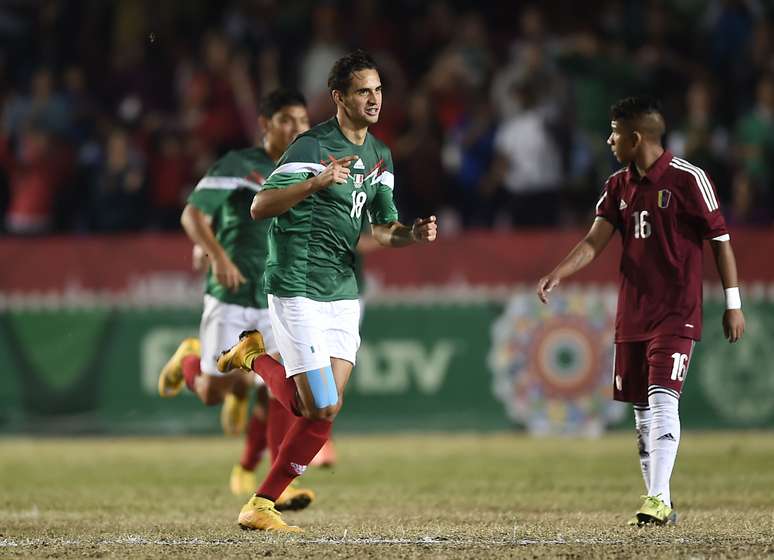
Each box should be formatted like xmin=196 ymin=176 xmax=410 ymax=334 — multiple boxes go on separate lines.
xmin=411 ymin=215 xmax=437 ymax=243
xmin=536 ymin=274 xmax=560 ymax=304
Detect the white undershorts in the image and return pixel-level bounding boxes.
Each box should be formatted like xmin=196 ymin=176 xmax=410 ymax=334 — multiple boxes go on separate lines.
xmin=267 ymin=294 xmax=361 ymax=377
xmin=199 ymin=294 xmax=278 ymax=383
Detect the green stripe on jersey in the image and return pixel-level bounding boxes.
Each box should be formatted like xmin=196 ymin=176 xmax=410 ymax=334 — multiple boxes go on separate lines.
xmin=187 ymin=147 xmax=275 ymax=309
xmin=262 ymin=117 xmax=399 ymax=301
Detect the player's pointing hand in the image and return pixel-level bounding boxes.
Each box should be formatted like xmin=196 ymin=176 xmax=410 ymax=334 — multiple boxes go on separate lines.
xmin=412 ymin=216 xmax=437 ymax=243
xmin=314 ymin=155 xmax=358 ymax=190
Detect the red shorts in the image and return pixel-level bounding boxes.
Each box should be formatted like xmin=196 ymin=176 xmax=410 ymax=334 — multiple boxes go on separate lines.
xmin=613 ymin=336 xmax=695 ymax=403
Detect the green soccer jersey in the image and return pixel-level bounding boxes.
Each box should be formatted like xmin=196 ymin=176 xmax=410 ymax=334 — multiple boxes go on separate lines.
xmin=187 ymin=147 xmax=275 ymax=309
xmin=262 ymin=117 xmax=398 ymax=301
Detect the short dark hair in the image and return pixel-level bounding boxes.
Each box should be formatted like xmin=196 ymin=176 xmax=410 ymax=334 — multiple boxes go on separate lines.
xmin=610 ymin=96 xmax=663 ymax=121
xmin=327 ymin=50 xmax=378 ymax=93
xmin=259 ymin=89 xmax=306 ymax=118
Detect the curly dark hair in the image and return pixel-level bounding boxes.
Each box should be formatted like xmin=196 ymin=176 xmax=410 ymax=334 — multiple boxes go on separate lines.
xmin=327 ymin=49 xmax=379 ymax=93
xmin=259 ymin=89 xmax=307 ymax=118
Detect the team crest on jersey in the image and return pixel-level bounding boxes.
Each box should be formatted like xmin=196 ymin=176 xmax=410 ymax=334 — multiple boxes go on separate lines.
xmin=353 ymin=158 xmax=365 ymax=188
xmin=657 ymin=189 xmax=672 ymax=208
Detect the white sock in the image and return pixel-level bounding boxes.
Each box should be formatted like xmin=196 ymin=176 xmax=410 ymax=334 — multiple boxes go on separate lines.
xmin=648 ymin=387 xmax=681 ymax=507
xmin=633 ymin=404 xmax=652 ymax=494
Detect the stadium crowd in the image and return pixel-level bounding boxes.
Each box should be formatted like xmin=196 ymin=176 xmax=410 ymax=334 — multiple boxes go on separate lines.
xmin=0 ymin=0 xmax=773 ymax=235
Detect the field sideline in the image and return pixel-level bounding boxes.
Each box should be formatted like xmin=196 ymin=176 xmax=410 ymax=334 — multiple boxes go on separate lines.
xmin=1 ymin=432 xmax=773 ymax=559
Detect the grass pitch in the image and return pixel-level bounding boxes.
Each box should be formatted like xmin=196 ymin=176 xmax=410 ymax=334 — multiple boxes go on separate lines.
xmin=1 ymin=432 xmax=773 ymax=559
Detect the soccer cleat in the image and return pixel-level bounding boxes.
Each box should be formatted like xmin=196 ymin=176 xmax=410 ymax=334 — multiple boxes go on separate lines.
xmin=632 ymin=495 xmax=674 ymax=526
xmin=217 ymin=330 xmax=266 ymax=373
xmin=628 ymin=501 xmax=678 ymax=527
xmin=158 ymin=338 xmax=200 ymax=397
xmin=275 ymin=482 xmax=316 ymax=512
xmin=309 ymin=439 xmax=337 ymax=468
xmin=229 ymin=464 xmax=256 ymax=496
xmin=237 ymin=496 xmax=302 ymax=532
xmin=221 ymin=393 xmax=249 ymax=435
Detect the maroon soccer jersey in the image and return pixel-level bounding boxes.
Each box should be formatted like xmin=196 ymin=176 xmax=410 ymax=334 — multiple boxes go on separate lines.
xmin=595 ymin=150 xmax=728 ymax=342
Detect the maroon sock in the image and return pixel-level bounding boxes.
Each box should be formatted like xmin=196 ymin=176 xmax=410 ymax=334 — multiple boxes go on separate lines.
xmin=252 ymin=355 xmax=299 ymax=415
xmin=181 ymin=355 xmax=201 ymax=392
xmin=240 ymin=415 xmax=268 ymax=471
xmin=257 ymin=417 xmax=332 ymax=500
xmin=267 ymin=397 xmax=294 ymax=463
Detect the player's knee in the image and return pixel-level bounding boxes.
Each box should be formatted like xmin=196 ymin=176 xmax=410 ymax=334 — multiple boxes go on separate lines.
xmin=303 ymin=404 xmax=337 ymax=421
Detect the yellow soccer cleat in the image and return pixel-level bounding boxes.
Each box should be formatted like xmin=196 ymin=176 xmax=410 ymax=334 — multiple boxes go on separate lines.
xmin=217 ymin=330 xmax=266 ymax=373
xmin=633 ymin=495 xmax=674 ymax=526
xmin=229 ymin=464 xmax=256 ymax=496
xmin=238 ymin=496 xmax=302 ymax=532
xmin=158 ymin=338 xmax=200 ymax=398
xmin=275 ymin=482 xmax=316 ymax=512
xmin=221 ymin=393 xmax=249 ymax=435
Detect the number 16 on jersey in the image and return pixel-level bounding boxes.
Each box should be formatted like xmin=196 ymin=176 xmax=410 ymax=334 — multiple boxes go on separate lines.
xmin=634 ymin=210 xmax=651 ymax=239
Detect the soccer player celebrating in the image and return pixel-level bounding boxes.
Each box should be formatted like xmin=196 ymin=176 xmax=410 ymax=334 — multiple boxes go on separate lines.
xmin=156 ymin=89 xmax=315 ymax=509
xmin=217 ymin=50 xmax=438 ymax=532
xmin=536 ymin=97 xmax=745 ymax=526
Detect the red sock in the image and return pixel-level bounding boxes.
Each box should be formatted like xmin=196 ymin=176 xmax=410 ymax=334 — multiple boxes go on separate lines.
xmin=267 ymin=397 xmax=294 ymax=463
xmin=257 ymin=417 xmax=332 ymax=501
xmin=240 ymin=415 xmax=268 ymax=471
xmin=181 ymin=355 xmax=201 ymax=392
xmin=252 ymin=355 xmax=299 ymax=414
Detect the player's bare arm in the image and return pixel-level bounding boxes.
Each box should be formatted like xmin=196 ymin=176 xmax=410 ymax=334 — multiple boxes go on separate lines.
xmin=371 ymin=216 xmax=438 ymax=247
xmin=250 ymin=155 xmax=358 ymax=219
xmin=710 ymin=240 xmax=745 ymax=343
xmin=537 ymin=217 xmax=615 ymax=303
xmin=180 ymin=204 xmax=246 ymax=292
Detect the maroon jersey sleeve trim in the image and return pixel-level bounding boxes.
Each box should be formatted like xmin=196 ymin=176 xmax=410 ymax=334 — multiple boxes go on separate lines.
xmin=669 ymin=158 xmax=719 ymax=212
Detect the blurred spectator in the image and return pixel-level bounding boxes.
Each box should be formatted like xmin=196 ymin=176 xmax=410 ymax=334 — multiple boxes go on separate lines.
xmin=148 ymin=130 xmax=192 ymax=230
xmin=299 ymin=4 xmax=346 ymax=123
xmin=491 ymin=6 xmax=565 ymax=121
xmin=88 ymin=127 xmax=146 ymax=232
xmin=484 ymin=82 xmax=563 ymax=227
xmin=733 ymin=75 xmax=774 ymax=221
xmin=4 ymin=126 xmax=67 ymax=234
xmin=2 ymin=67 xmax=71 ymax=143
xmin=442 ymin=97 xmax=497 ymax=227
xmin=668 ymin=81 xmax=730 ymax=201
xmin=392 ymin=90 xmax=446 ymax=221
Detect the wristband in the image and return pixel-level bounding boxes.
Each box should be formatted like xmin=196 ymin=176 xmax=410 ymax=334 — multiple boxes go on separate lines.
xmin=725 ymin=287 xmax=741 ymax=310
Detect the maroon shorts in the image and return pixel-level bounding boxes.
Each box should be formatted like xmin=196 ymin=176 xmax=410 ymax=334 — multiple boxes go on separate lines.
xmin=613 ymin=336 xmax=696 ymax=403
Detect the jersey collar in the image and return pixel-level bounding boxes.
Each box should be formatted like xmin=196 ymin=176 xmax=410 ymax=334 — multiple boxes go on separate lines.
xmin=627 ymin=149 xmax=673 ymax=184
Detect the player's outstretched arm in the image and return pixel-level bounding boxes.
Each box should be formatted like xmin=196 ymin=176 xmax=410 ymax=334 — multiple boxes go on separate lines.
xmin=710 ymin=240 xmax=745 ymax=343
xmin=250 ymin=155 xmax=358 ymax=219
xmin=371 ymin=216 xmax=437 ymax=248
xmin=181 ymin=204 xmax=246 ymax=292
xmin=536 ymin=217 xmax=615 ymax=304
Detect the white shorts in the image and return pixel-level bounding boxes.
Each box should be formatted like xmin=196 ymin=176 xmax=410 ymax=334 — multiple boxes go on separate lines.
xmin=199 ymin=294 xmax=278 ymax=381
xmin=267 ymin=294 xmax=361 ymax=377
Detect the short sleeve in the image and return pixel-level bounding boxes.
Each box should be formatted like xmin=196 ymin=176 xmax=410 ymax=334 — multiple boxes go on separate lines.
xmin=675 ymin=160 xmax=729 ymax=240
xmin=595 ymin=176 xmax=621 ymax=229
xmin=188 ymin=153 xmax=257 ymax=215
xmin=367 ymin=152 xmax=399 ymax=225
xmin=263 ymin=136 xmax=324 ymax=191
